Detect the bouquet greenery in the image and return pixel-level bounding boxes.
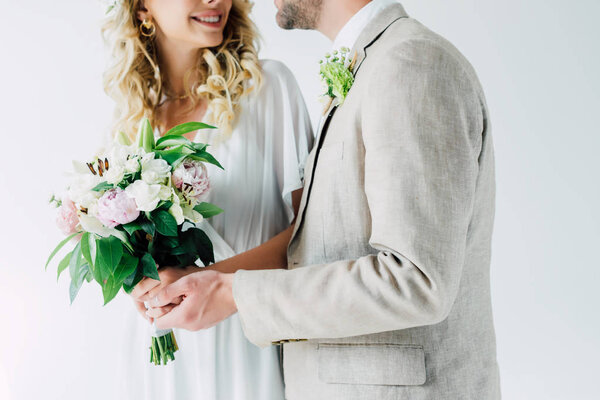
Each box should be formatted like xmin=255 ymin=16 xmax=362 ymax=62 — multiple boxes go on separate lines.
xmin=46 ymin=118 xmax=223 ymax=365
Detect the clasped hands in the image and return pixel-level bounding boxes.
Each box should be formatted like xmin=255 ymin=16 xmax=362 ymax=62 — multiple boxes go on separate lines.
xmin=130 ymin=265 xmax=237 ymax=331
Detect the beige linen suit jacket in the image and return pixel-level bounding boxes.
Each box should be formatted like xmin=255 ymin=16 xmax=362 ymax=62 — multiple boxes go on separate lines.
xmin=233 ymin=4 xmax=501 ymax=399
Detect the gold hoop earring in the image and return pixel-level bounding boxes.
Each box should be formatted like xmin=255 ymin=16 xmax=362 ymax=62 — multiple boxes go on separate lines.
xmin=140 ymin=18 xmax=156 ymax=37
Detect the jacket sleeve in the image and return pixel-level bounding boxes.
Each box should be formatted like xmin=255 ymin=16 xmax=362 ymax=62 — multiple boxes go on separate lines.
xmin=232 ymin=39 xmax=485 ymax=347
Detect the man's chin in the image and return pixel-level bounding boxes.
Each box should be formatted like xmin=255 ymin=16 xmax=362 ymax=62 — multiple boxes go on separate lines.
xmin=275 ymin=11 xmax=294 ymax=30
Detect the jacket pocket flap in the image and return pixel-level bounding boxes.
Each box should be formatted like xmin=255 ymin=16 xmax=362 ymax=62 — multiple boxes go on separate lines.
xmin=317 ymin=343 xmax=426 ymax=386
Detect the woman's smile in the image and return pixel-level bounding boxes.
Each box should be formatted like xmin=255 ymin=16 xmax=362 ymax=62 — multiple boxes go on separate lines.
xmin=190 ymin=11 xmax=224 ymax=29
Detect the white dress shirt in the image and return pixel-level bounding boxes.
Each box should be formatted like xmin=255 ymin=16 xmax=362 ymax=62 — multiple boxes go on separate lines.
xmin=332 ymin=0 xmax=399 ymax=51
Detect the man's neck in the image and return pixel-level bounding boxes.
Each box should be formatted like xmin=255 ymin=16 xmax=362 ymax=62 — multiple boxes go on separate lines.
xmin=316 ymin=0 xmax=372 ymax=41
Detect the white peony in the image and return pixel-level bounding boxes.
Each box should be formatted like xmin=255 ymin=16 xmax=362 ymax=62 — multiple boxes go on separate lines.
xmin=140 ymin=153 xmax=171 ymax=185
xmin=125 ymin=180 xmax=162 ymax=212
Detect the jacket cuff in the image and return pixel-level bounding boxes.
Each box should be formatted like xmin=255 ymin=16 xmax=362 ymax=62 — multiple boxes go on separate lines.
xmin=232 ymin=269 xmax=278 ymax=348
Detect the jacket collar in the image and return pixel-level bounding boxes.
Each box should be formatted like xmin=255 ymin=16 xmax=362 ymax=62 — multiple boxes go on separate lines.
xmin=350 ymin=3 xmax=409 ymax=76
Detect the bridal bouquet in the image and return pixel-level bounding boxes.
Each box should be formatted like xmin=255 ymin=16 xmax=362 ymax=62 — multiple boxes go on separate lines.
xmin=46 ymin=118 xmax=223 ymax=365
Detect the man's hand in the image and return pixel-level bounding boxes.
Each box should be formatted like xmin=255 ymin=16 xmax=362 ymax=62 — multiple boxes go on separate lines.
xmin=148 ymin=270 xmax=237 ymax=331
xmin=129 ymin=265 xmax=196 ymax=322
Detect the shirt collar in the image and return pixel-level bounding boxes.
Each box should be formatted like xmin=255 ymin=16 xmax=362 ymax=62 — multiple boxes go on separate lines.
xmin=332 ymin=0 xmax=399 ymax=51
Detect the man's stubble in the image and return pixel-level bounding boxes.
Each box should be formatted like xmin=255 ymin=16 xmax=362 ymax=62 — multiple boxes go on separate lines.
xmin=276 ymin=0 xmax=324 ymax=30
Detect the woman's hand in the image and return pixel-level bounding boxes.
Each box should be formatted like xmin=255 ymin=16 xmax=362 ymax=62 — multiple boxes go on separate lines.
xmin=129 ymin=265 xmax=198 ymax=322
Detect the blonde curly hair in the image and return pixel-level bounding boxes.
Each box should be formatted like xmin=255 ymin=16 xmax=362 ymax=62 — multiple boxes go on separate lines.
xmin=101 ymin=0 xmax=262 ymax=141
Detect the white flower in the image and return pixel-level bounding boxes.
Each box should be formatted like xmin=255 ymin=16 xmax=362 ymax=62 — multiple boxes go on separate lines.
xmin=125 ymin=180 xmax=162 ymax=212
xmin=158 ymin=185 xmax=173 ymax=201
xmin=124 ymin=157 xmax=141 ymax=173
xmin=79 ymin=213 xmax=116 ymax=237
xmin=104 ymin=164 xmax=125 ymax=185
xmin=182 ymin=205 xmax=204 ymax=223
xmin=169 ymin=203 xmax=185 ymax=225
xmin=67 ymin=173 xmax=102 ymax=208
xmin=141 ymin=153 xmax=171 ymax=185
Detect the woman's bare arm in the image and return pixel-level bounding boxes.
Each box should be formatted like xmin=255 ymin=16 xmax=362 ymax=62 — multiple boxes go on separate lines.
xmin=204 ymin=188 xmax=303 ymax=273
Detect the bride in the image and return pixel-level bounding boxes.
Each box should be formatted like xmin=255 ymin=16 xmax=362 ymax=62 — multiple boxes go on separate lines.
xmin=102 ymin=1 xmax=314 ymax=399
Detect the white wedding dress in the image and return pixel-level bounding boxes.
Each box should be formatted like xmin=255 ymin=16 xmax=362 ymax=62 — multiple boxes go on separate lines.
xmin=115 ymin=59 xmax=314 ymax=400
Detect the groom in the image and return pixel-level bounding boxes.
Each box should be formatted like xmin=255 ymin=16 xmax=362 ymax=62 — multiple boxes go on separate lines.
xmin=150 ymin=0 xmax=501 ymax=398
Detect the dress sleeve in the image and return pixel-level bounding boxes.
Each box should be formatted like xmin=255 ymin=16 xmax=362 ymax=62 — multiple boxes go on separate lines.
xmin=257 ymin=60 xmax=315 ymax=223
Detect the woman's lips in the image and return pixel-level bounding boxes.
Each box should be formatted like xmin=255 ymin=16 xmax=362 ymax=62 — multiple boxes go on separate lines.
xmin=191 ymin=14 xmax=223 ymax=28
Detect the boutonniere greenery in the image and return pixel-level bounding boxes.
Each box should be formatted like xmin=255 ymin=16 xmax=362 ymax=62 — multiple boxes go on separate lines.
xmin=319 ymin=47 xmax=358 ymax=114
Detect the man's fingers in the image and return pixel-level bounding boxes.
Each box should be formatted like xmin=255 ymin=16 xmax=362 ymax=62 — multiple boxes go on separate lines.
xmin=154 ymin=304 xmax=186 ymax=330
xmin=144 ymin=278 xmax=187 ymax=303
xmin=130 ymin=277 xmax=160 ymax=300
xmin=149 ymin=277 xmax=191 ymax=308
xmin=146 ymin=304 xmax=176 ymax=319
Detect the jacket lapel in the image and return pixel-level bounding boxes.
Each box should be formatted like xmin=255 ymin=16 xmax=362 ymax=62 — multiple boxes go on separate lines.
xmin=349 ymin=3 xmax=409 ymax=77
xmin=289 ymin=3 xmax=410 ymax=245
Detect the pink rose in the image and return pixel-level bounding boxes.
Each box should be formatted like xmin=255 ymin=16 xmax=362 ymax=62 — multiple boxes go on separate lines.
xmin=96 ymin=188 xmax=140 ymax=228
xmin=172 ymin=160 xmax=210 ymax=202
xmin=56 ymin=197 xmax=79 ymax=235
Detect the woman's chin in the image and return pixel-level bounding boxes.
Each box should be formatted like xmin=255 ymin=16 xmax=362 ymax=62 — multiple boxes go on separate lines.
xmin=190 ymin=34 xmax=224 ymax=49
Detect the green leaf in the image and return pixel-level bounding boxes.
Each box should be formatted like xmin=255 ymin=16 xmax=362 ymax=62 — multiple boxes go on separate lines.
xmin=175 ymin=227 xmax=214 ymax=266
xmin=192 ymin=142 xmax=208 ymax=152
xmin=141 ymin=220 xmax=156 ymax=237
xmin=155 ymin=145 xmax=194 ymax=165
xmin=188 ymin=152 xmax=224 ymax=170
xmin=56 ymin=251 xmax=73 ymax=282
xmin=169 ymin=154 xmax=190 ymax=170
xmin=101 ymin=275 xmax=122 ymax=305
xmin=45 ymin=232 xmax=80 ymax=270
xmin=152 ymin=210 xmax=178 ymax=237
xmin=102 ymin=253 xmax=138 ymax=305
xmin=140 ymin=253 xmax=160 ymax=280
xmin=115 ymin=253 xmax=139 ymax=282
xmin=155 ymin=236 xmax=179 ymax=249
xmin=122 ymin=221 xmax=142 ymax=235
xmin=70 ymin=263 xmax=90 ymax=305
xmin=110 ymin=230 xmax=134 ymax=253
xmin=155 ymin=135 xmax=193 ymax=150
xmin=68 ymin=241 xmax=83 ymax=283
xmin=96 ymin=236 xmax=124 ymax=281
xmin=165 ymin=122 xmax=216 ymax=137
xmin=91 ymin=238 xmax=104 ymax=284
xmin=193 ymin=202 xmax=224 ymax=218
xmin=91 ymin=182 xmax=114 ymax=192
xmin=157 ymin=200 xmax=173 ymax=211
xmin=122 ymin=219 xmax=155 ymax=237
xmin=80 ymin=232 xmax=96 ymax=268
xmin=123 ymin=268 xmax=144 ymax=294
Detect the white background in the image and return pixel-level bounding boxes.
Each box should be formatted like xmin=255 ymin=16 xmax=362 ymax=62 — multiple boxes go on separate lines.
xmin=1 ymin=0 xmax=599 ymax=399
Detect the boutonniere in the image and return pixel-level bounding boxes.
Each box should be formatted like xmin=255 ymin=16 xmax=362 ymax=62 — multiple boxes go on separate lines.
xmin=319 ymin=47 xmax=358 ymax=115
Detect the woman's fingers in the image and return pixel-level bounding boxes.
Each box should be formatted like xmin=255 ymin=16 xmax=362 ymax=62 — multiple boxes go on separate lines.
xmin=130 ymin=277 xmax=160 ymax=301
xmin=145 ymin=280 xmax=172 ymax=302
xmin=132 ymin=298 xmax=152 ymax=323
xmin=146 ymin=303 xmax=177 ymax=319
